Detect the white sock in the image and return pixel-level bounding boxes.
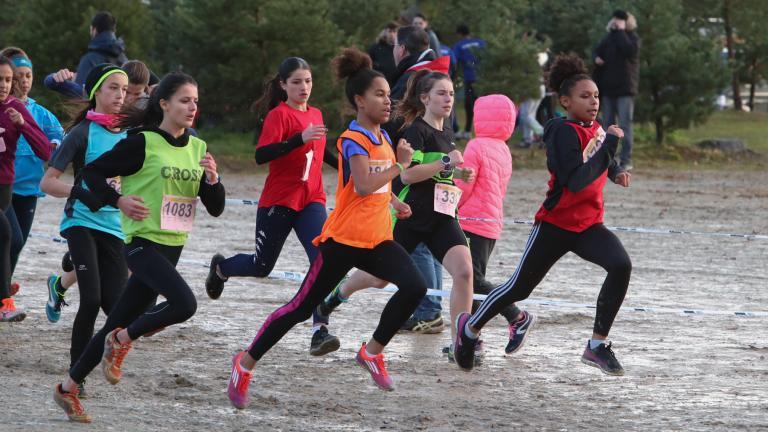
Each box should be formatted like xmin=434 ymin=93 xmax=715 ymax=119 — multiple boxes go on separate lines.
xmin=464 ymin=322 xmax=479 ymax=340
xmin=311 ymin=325 xmax=323 ymax=334
xmin=365 ymin=346 xmax=378 ymax=358
xmin=589 ymin=339 xmax=607 ymax=349
xmin=215 ymin=266 xmax=228 ymax=281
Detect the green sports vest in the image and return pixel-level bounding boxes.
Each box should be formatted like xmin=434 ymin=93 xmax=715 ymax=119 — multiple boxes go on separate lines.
xmin=120 ymin=131 xmax=207 ymax=246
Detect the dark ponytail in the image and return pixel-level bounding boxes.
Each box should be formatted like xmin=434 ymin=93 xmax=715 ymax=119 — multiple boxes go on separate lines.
xmin=117 ymin=71 xmax=197 ymax=130
xmin=546 ymin=52 xmax=592 ymax=97
xmin=252 ymin=57 xmax=311 ymax=117
xmin=395 ymin=69 xmax=450 ymax=126
xmin=331 ymin=47 xmax=384 ymax=110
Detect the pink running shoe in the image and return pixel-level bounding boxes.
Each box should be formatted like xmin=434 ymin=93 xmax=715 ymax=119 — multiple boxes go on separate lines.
xmin=228 ymin=352 xmax=253 ymax=409
xmin=355 ymin=343 xmax=394 ymax=391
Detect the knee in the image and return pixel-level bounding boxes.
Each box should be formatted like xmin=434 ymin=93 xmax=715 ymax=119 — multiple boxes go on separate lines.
xmin=76 ymin=299 xmax=101 ymax=320
xmin=452 ymin=262 xmax=473 ymax=286
xmin=177 ymin=293 xmax=198 ymax=321
xmin=609 ymin=257 xmax=632 ymax=279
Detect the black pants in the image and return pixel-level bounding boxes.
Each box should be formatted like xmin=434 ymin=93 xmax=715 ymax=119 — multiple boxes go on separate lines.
xmin=6 ymin=194 xmax=38 ymax=275
xmin=69 ymin=237 xmax=194 ymax=383
xmin=0 ymin=184 xmax=12 ymax=299
xmin=465 ymin=231 xmax=521 ymax=323
xmin=63 ymin=227 xmax=128 ymax=367
xmin=247 ymin=239 xmax=427 ymax=362
xmin=469 ymin=222 xmax=631 ymax=337
xmin=219 ymin=203 xmax=326 ymax=278
xmin=464 ymin=81 xmax=477 ymax=133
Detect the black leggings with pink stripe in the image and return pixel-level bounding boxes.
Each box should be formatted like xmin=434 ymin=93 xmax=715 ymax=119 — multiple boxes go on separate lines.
xmin=247 ymin=238 xmax=427 ymax=361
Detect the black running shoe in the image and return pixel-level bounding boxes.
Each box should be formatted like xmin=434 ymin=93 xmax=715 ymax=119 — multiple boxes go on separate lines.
xmin=581 ymin=341 xmax=625 ymax=376
xmin=443 ymin=339 xmax=484 ymax=366
xmin=309 ymin=326 xmax=340 ymax=357
xmin=453 ymin=313 xmax=478 ymax=371
xmin=62 ymin=251 xmax=74 ymax=272
xmin=206 ymin=254 xmax=227 ymax=299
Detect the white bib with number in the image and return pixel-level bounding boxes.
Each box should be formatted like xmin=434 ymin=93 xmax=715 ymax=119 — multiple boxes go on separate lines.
xmin=433 ymin=183 xmax=462 ymax=217
xmin=301 ymin=150 xmax=313 ymax=182
xmin=369 ymin=159 xmax=391 ymax=194
xmin=160 ymin=195 xmax=197 ymax=232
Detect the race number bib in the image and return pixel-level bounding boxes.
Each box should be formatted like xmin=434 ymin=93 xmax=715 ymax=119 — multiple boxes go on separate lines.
xmin=107 ymin=177 xmax=121 ymax=194
xmin=369 ymin=159 xmax=391 ymax=194
xmin=582 ymin=127 xmax=607 ymax=163
xmin=160 ymin=195 xmax=197 ymax=232
xmin=433 ymin=183 xmax=462 ymax=217
xmin=301 ymin=150 xmax=313 ymax=182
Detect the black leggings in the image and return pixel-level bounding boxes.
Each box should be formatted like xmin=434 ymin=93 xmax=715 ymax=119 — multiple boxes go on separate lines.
xmin=247 ymin=239 xmax=427 ymax=362
xmin=469 ymin=222 xmax=631 ymax=337
xmin=63 ymin=227 xmax=128 ymax=367
xmin=0 ymin=184 xmax=12 ymax=299
xmin=6 ymin=194 xmax=38 ymax=275
xmin=465 ymin=231 xmax=521 ymax=323
xmin=219 ymin=203 xmax=326 ymax=278
xmin=69 ymin=237 xmax=195 ymax=383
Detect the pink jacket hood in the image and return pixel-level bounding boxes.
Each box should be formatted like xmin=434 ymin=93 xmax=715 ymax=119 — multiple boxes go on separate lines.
xmin=455 ymin=94 xmax=516 ymax=239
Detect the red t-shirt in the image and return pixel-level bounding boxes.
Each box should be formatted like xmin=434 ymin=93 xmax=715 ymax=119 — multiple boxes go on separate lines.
xmin=535 ymin=120 xmax=609 ymax=232
xmin=256 ymin=102 xmax=326 ymax=210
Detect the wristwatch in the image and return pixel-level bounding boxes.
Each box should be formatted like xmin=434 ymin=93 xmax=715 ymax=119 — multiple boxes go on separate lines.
xmin=441 ymin=155 xmax=452 ymax=171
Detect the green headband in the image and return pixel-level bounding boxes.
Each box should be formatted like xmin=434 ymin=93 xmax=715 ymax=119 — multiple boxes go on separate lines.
xmin=88 ymin=69 xmax=128 ymax=100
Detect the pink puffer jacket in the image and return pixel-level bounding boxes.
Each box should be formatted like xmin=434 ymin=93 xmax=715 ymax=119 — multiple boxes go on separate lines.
xmin=455 ymin=94 xmax=517 ymax=240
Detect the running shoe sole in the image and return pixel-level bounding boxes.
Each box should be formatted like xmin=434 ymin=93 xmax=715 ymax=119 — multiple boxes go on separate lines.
xmin=580 ymin=356 xmax=626 ymax=376
xmin=206 ymin=254 xmax=226 ymax=299
xmin=309 ymin=335 xmax=340 ymax=357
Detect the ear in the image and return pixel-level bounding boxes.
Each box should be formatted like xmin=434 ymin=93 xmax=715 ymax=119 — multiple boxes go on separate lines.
xmin=559 ymin=94 xmax=570 ymax=110
xmin=159 ymin=97 xmax=170 ymax=112
xmin=420 ymin=92 xmax=429 ymax=106
xmin=279 ymin=80 xmax=287 ymax=91
xmin=353 ymin=93 xmax=365 ymax=110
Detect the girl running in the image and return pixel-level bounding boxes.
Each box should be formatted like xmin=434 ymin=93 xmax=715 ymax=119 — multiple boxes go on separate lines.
xmin=454 ymin=94 xmax=535 ymax=356
xmin=453 ymin=53 xmax=632 ymax=375
xmin=53 ymin=72 xmax=225 ymax=423
xmin=0 ymin=47 xmax=64 ymax=295
xmin=40 ymin=65 xmax=130 ymax=396
xmin=314 ymin=69 xmax=475 ymax=344
xmin=44 ymin=60 xmax=156 ymax=325
xmin=0 ymin=55 xmax=53 ymax=322
xmin=226 ymin=48 xmax=426 ymax=408
xmin=206 ymin=57 xmax=328 ymax=299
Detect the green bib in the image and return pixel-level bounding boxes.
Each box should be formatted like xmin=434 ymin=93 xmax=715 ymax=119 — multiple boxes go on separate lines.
xmin=120 ymin=131 xmax=206 ymax=246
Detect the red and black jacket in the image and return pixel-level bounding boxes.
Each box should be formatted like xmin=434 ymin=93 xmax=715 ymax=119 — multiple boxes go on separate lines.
xmin=535 ymin=117 xmax=622 ymax=232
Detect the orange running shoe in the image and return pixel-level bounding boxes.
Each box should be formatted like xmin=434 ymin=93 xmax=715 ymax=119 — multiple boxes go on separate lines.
xmin=101 ymin=328 xmax=132 ymax=384
xmin=0 ymin=297 xmax=26 ymax=322
xmin=355 ymin=343 xmax=394 ymax=391
xmin=54 ymin=384 xmax=91 ymax=423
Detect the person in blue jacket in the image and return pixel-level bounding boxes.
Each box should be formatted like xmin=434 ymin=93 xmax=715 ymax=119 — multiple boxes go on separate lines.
xmin=453 ymin=24 xmax=486 ymax=138
xmin=75 ymin=11 xmax=128 ymax=87
xmin=0 ymin=47 xmax=64 ymax=293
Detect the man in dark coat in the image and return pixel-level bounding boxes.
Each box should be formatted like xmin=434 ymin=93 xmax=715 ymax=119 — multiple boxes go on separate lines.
xmin=75 ymin=11 xmax=129 ymax=87
xmin=593 ymin=10 xmax=640 ymax=170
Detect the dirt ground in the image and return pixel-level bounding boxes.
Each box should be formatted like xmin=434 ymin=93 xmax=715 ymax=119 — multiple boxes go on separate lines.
xmin=1 ymin=168 xmax=767 ymax=431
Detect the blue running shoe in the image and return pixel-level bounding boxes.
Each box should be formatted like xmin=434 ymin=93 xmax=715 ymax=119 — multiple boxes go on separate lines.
xmin=46 ymin=275 xmax=68 ymax=323
xmin=504 ymin=310 xmax=537 ymax=354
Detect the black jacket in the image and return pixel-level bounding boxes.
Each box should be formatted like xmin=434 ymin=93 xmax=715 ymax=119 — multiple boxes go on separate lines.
xmin=390 ymin=49 xmax=437 ymax=101
xmin=368 ymin=41 xmax=398 ymax=84
xmin=592 ymin=30 xmax=640 ymax=97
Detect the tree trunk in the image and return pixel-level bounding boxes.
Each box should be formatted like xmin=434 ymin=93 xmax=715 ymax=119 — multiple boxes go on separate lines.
xmin=655 ymin=116 xmax=664 ymax=144
xmin=748 ymin=57 xmax=758 ymax=111
xmin=723 ymin=0 xmax=742 ymax=110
